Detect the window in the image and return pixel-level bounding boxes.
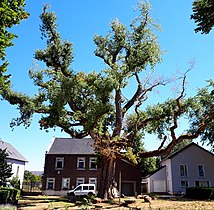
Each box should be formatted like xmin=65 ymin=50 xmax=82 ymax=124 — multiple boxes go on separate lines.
xmin=16 ymin=166 xmax=20 ymax=177
xmin=62 ymin=178 xmax=70 ymax=190
xmin=89 ymin=178 xmax=97 ymax=187
xmin=195 ymin=181 xmax=209 ymax=187
xmin=46 ymin=178 xmax=55 ymax=190
xmin=77 ymin=157 xmax=85 ymax=170
xmin=180 ymin=180 xmax=188 ymax=188
xmin=76 ymin=178 xmax=85 ymax=186
xmin=198 ymin=165 xmax=205 ymax=177
xmin=83 ymin=186 xmax=88 ymax=190
xmin=89 ymin=157 xmax=97 ymax=170
xmin=55 ymin=157 xmax=64 ymax=169
xmin=179 ymin=165 xmax=188 ymax=177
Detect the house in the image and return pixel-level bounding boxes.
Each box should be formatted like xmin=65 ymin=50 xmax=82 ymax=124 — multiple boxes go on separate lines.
xmin=143 ymin=143 xmax=214 ymax=195
xmin=0 ymin=140 xmax=28 ymax=188
xmin=42 ymin=137 xmax=141 ymax=196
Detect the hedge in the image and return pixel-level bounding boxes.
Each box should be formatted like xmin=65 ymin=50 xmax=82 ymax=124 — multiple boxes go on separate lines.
xmin=0 ymin=188 xmax=20 ymax=204
xmin=186 ymin=187 xmax=214 ymax=200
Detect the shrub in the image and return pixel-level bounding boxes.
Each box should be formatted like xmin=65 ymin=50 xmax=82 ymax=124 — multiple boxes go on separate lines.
xmin=0 ymin=190 xmax=10 ymax=204
xmin=0 ymin=188 xmax=20 ymax=205
xmin=186 ymin=187 xmax=214 ymax=200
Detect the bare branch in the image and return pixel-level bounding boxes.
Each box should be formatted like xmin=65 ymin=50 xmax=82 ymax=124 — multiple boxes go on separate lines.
xmin=140 ymin=121 xmax=207 ymax=158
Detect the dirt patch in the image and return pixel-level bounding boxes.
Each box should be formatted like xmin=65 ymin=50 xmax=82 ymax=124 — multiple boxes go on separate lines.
xmin=17 ymin=195 xmax=214 ymax=209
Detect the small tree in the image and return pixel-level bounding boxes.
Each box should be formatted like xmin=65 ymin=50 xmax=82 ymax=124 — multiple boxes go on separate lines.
xmin=24 ymin=170 xmax=42 ymax=183
xmin=10 ymin=176 xmax=20 ymax=189
xmin=0 ymin=149 xmax=13 ymax=187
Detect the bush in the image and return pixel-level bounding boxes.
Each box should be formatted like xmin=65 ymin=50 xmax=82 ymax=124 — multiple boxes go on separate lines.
xmin=0 ymin=190 xmax=10 ymax=204
xmin=0 ymin=188 xmax=20 ymax=205
xmin=186 ymin=187 xmax=214 ymax=200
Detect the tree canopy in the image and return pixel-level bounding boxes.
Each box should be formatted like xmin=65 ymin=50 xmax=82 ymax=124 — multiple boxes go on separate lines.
xmin=24 ymin=170 xmax=42 ymax=183
xmin=0 ymin=0 xmax=28 ymax=92
xmin=1 ymin=2 xmax=214 ymax=198
xmin=191 ymin=0 xmax=214 ymax=34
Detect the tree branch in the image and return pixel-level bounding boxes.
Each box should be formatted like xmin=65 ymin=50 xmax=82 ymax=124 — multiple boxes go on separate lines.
xmin=112 ymin=89 xmax=123 ymax=137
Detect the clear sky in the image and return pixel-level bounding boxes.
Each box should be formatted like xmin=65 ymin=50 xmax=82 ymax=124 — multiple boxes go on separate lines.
xmin=1 ymin=0 xmax=213 ymax=171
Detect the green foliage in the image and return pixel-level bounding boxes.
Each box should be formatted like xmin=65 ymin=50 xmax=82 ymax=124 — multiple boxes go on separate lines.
xmin=9 ymin=176 xmax=20 ymax=189
xmin=140 ymin=157 xmax=159 ymax=176
xmin=0 ymin=149 xmax=13 ymax=187
xmin=191 ymin=0 xmax=214 ymax=34
xmin=1 ymin=0 xmax=214 ymax=198
xmin=2 ymin=1 xmax=162 ymax=140
xmin=0 ymin=0 xmax=29 ymax=92
xmin=0 ymin=188 xmax=20 ymax=204
xmin=0 ymin=190 xmax=10 ymax=204
xmin=24 ymin=170 xmax=42 ymax=182
xmin=186 ymin=187 xmax=214 ymax=200
xmin=187 ymin=80 xmax=214 ymax=147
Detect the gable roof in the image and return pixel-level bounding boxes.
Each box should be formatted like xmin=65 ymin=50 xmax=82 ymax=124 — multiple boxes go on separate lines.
xmin=0 ymin=140 xmax=27 ymax=162
xmin=144 ymin=165 xmax=166 ymax=178
xmin=164 ymin=142 xmax=214 ymax=160
xmin=47 ymin=137 xmax=94 ymax=155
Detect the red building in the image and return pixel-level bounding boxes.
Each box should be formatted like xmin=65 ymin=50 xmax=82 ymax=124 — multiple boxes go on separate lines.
xmin=42 ymin=137 xmax=141 ymax=196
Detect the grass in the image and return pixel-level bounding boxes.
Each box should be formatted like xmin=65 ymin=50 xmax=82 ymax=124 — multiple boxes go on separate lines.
xmin=0 ymin=204 xmax=17 ymax=210
xmin=17 ymin=195 xmax=214 ymax=209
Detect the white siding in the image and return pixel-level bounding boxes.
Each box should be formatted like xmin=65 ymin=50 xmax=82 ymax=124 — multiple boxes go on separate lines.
xmin=161 ymin=159 xmax=173 ymax=194
xmin=146 ymin=167 xmax=167 ymax=193
xmin=7 ymin=159 xmax=26 ymax=188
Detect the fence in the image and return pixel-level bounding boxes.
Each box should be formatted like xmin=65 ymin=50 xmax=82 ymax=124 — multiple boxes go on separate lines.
xmin=22 ymin=181 xmax=42 ymax=192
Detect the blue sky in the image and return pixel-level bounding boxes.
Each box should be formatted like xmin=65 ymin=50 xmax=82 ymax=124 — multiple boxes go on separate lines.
xmin=1 ymin=0 xmax=213 ymax=171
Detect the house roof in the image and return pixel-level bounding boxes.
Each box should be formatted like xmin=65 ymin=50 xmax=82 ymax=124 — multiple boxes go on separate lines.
xmin=144 ymin=165 xmax=166 ymax=178
xmin=0 ymin=140 xmax=28 ymax=162
xmin=164 ymin=142 xmax=214 ymax=160
xmin=47 ymin=137 xmax=95 ymax=155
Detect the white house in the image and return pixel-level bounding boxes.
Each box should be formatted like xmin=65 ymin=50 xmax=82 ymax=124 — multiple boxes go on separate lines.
xmin=0 ymin=140 xmax=28 ymax=188
xmin=143 ymin=143 xmax=214 ymax=195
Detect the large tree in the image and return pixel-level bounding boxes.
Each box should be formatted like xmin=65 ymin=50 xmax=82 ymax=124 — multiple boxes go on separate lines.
xmin=191 ymin=0 xmax=214 ymax=34
xmin=1 ymin=2 xmax=214 ymax=198
xmin=0 ymin=0 xmax=28 ymax=92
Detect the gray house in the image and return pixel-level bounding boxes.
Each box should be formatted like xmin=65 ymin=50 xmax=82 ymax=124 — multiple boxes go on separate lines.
xmin=143 ymin=143 xmax=214 ymax=195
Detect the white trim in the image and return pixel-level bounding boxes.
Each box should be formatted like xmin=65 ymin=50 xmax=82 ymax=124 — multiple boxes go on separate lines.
xmin=46 ymin=177 xmax=55 ymax=190
xmin=76 ymin=177 xmax=85 ymax=187
xmin=77 ymin=157 xmax=85 ymax=170
xmin=62 ymin=178 xmax=70 ymax=190
xmin=179 ymin=164 xmax=188 ymax=177
xmin=89 ymin=157 xmax=97 ymax=170
xmin=89 ymin=178 xmax=97 ymax=187
xmin=55 ymin=157 xmax=64 ymax=170
xmin=180 ymin=180 xmax=189 ymax=188
xmin=197 ymin=164 xmax=205 ymax=177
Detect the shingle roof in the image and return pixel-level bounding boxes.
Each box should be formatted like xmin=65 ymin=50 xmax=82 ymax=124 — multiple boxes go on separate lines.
xmin=47 ymin=137 xmax=95 ymax=155
xmin=0 ymin=140 xmax=27 ymax=162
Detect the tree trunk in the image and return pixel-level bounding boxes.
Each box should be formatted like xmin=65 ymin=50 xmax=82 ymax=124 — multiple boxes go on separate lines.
xmin=97 ymin=155 xmax=116 ymax=199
